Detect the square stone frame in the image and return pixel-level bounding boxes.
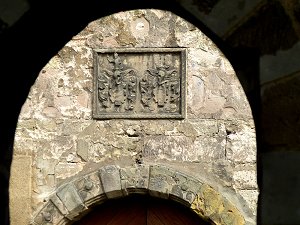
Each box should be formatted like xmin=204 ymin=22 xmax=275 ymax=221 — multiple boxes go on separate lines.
xmin=92 ymin=48 xmax=187 ymax=119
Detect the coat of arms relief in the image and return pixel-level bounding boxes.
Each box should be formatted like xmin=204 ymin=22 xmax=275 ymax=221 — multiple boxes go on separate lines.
xmin=93 ymin=48 xmax=186 ymax=119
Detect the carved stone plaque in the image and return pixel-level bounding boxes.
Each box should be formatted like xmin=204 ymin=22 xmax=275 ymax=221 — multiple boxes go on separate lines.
xmin=92 ymin=48 xmax=186 ymax=119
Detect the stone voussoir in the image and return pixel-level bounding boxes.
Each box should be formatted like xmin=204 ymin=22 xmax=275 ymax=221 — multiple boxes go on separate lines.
xmin=191 ymin=184 xmax=245 ymax=225
xmin=120 ymin=164 xmax=150 ymax=195
xmin=148 ymin=164 xmax=203 ymax=206
xmin=56 ymin=183 xmax=86 ymax=220
xmin=148 ymin=165 xmax=177 ymax=199
xmin=32 ymin=164 xmax=246 ymax=225
xmin=169 ymin=171 xmax=204 ymax=206
xmin=98 ymin=165 xmax=123 ymax=199
xmin=50 ymin=194 xmax=69 ymax=217
xmin=72 ymin=170 xmax=106 ymax=207
xmin=32 ymin=200 xmax=67 ymax=225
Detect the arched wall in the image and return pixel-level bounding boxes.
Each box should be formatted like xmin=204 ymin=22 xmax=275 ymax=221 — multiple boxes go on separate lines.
xmin=31 ymin=164 xmax=245 ymax=225
xmin=10 ymin=9 xmax=257 ymax=225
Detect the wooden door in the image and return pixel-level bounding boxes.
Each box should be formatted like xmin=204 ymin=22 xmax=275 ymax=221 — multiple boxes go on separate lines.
xmin=74 ymin=195 xmax=210 ymax=225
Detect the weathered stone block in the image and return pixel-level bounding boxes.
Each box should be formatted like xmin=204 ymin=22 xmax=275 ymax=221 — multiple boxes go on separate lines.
xmin=36 ymin=158 xmax=57 ymax=175
xmin=237 ymin=190 xmax=259 ymax=216
xmin=189 ymin=119 xmax=219 ymax=136
xmin=56 ymin=184 xmax=86 ymax=219
xmin=62 ymin=121 xmax=83 ymax=136
xmin=140 ymin=120 xmax=176 ymax=135
xmin=144 ymin=135 xmax=194 ymax=161
xmin=50 ymin=195 xmax=69 ymax=216
xmin=220 ymin=198 xmax=245 ymax=225
xmin=32 ymin=201 xmax=66 ymax=225
xmin=226 ymin=123 xmax=256 ymax=163
xmin=193 ymin=134 xmax=226 ymax=161
xmin=73 ymin=171 xmax=106 ymax=206
xmin=42 ymin=106 xmax=60 ymax=118
xmin=55 ymin=163 xmax=84 ymax=180
xmin=99 ymin=165 xmax=123 ymax=199
xmin=148 ymin=165 xmax=177 ymax=199
xmin=176 ymin=121 xmax=200 ymax=137
xmin=169 ymin=171 xmax=203 ymax=206
xmin=192 ymin=184 xmax=224 ymax=219
xmin=191 ymin=184 xmax=245 ymax=225
xmin=232 ymin=170 xmax=257 ymax=189
xmin=120 ymin=165 xmax=150 ymax=195
xmin=76 ymin=139 xmax=89 ymax=161
xmin=211 ymin=161 xmax=234 ymax=188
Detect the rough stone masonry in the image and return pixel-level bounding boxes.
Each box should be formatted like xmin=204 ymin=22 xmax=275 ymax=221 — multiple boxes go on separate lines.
xmin=10 ymin=9 xmax=257 ymax=225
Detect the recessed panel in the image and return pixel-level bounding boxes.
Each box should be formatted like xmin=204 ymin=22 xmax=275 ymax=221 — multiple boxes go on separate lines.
xmin=93 ymin=48 xmax=186 ymax=119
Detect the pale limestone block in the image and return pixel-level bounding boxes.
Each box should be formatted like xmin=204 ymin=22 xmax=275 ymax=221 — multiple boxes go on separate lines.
xmin=233 ymin=170 xmax=257 ymax=189
xmin=9 ymin=156 xmax=32 ymax=225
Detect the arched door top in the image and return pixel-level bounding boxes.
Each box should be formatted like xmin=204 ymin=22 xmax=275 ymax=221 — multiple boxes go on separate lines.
xmin=32 ymin=164 xmax=245 ymax=225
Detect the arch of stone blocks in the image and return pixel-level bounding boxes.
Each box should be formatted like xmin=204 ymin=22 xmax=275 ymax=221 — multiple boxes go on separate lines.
xmin=31 ymin=164 xmax=245 ymax=225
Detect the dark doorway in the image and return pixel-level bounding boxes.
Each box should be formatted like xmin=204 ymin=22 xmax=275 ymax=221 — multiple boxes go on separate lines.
xmin=73 ymin=195 xmax=211 ymax=225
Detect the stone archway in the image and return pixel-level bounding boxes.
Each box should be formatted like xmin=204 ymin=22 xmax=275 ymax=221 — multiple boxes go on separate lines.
xmin=32 ymin=165 xmax=245 ymax=225
xmin=10 ymin=9 xmax=257 ymax=225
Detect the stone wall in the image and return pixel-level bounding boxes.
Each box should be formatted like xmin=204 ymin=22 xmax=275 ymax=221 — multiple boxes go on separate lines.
xmin=10 ymin=9 xmax=257 ymax=224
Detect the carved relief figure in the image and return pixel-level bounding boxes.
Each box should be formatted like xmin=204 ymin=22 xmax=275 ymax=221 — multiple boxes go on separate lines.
xmin=140 ymin=77 xmax=153 ymax=108
xmin=97 ymin=53 xmax=138 ymax=112
xmin=142 ymin=64 xmax=180 ymax=112
xmin=94 ymin=50 xmax=184 ymax=118
xmin=97 ymin=71 xmax=109 ymax=108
